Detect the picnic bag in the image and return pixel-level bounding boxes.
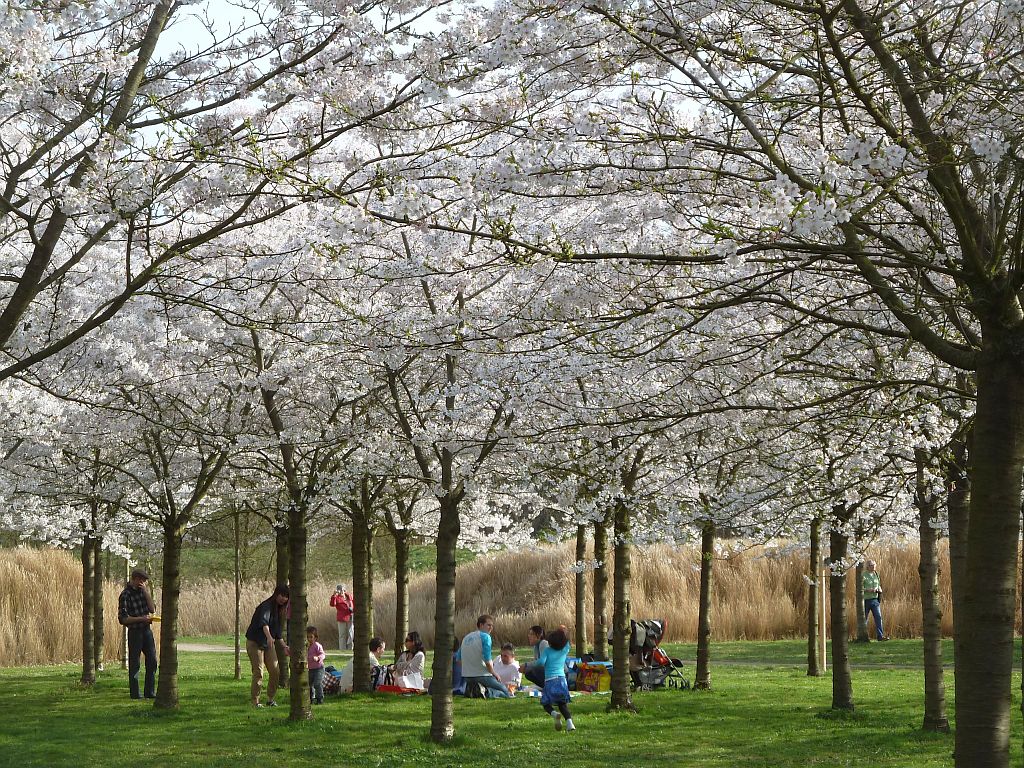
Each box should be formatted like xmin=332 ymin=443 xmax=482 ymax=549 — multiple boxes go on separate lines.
xmin=575 ymin=662 xmax=612 ymax=692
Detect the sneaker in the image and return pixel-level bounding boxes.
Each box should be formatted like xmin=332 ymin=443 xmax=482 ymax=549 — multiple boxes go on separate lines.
xmin=554 ymin=714 xmax=562 ymax=732
xmin=253 ymin=702 xmax=263 ymax=708
xmin=566 ymin=719 xmax=576 ymax=732
xmin=266 ymin=700 xmax=278 ymax=707
xmin=879 ymin=636 xmax=890 ymax=642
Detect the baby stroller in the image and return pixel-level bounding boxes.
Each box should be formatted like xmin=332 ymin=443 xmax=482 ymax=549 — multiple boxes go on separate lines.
xmin=626 ymin=619 xmax=689 ymax=691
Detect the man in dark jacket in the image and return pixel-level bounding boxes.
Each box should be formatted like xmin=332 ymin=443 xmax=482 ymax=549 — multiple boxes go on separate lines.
xmin=117 ymin=569 xmax=157 ymax=699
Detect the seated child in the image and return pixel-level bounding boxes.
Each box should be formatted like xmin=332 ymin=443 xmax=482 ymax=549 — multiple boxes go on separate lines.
xmin=492 ymin=643 xmax=522 ymax=691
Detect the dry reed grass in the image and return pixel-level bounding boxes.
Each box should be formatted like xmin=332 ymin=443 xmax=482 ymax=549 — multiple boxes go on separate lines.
xmin=0 ymin=547 xmax=123 ymax=666
xmin=3 ymin=541 xmax=1019 ymax=665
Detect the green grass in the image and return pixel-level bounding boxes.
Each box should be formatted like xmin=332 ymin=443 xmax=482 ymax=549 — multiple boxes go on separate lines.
xmin=2 ymin=648 xmax=1018 ymax=767
xmin=664 ymin=638 xmax=1022 ymax=668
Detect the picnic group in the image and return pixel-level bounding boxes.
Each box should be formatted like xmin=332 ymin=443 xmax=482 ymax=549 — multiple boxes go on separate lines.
xmin=117 ymin=571 xmax=604 ymax=733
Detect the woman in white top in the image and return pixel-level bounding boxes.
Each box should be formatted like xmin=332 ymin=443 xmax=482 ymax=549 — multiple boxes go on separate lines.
xmin=393 ymin=631 xmax=426 ymax=689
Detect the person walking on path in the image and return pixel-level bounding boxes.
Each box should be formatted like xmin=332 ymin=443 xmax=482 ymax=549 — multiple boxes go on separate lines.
xmin=117 ymin=569 xmax=158 ymax=700
xmin=245 ymin=584 xmax=290 ymax=707
xmin=459 ymin=614 xmax=511 ymax=698
xmin=863 ymin=560 xmax=890 ymax=641
xmin=330 ymin=585 xmax=354 ymax=650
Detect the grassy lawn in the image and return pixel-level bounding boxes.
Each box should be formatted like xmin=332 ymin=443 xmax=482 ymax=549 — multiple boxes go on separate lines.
xmin=2 ymin=647 xmax=1019 ymax=767
xmin=664 ymin=638 xmax=1023 ymax=668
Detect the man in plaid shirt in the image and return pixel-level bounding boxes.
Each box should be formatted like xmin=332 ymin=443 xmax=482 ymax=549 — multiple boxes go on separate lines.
xmin=118 ymin=569 xmax=158 ymax=699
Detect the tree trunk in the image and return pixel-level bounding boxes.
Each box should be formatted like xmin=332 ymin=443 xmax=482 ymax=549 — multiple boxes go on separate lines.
xmin=121 ymin=558 xmax=129 ymax=670
xmin=828 ymin=508 xmax=854 ymax=711
xmin=351 ymin=498 xmax=375 ymax=693
xmin=954 ymin=358 xmax=1024 ymax=768
xmin=93 ymin=534 xmax=104 ymax=672
xmin=155 ymin=523 xmax=183 ymax=709
xmin=80 ymin=535 xmax=96 ymax=686
xmin=854 ymin=560 xmax=869 ymax=642
xmin=608 ymin=498 xmax=635 ymax=711
xmin=807 ymin=517 xmax=822 ymax=676
xmin=274 ymin=522 xmax=290 ymax=688
xmin=694 ymin=521 xmax=714 ymax=690
xmin=946 ymin=432 xmax=969 ymax=666
xmin=916 ymin=453 xmax=950 ymax=733
xmin=393 ymin=527 xmax=410 ymax=663
xmin=233 ymin=508 xmax=241 ymax=681
xmin=286 ymin=504 xmax=310 ymax=721
xmin=593 ymin=519 xmax=609 ymax=662
xmin=575 ymin=524 xmax=588 ymax=655
xmin=430 ymin=494 xmax=460 ymax=743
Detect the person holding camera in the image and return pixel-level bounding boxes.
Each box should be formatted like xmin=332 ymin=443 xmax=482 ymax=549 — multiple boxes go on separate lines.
xmin=330 ymin=584 xmax=354 ymax=650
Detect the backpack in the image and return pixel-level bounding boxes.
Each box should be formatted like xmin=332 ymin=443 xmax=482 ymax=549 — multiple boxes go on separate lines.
xmin=371 ymin=665 xmax=393 ymax=690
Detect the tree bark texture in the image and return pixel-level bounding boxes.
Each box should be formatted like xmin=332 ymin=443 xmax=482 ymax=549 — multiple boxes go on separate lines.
xmin=946 ymin=433 xmax=969 ymax=665
xmin=807 ymin=517 xmax=822 ymax=677
xmin=575 ymin=524 xmax=588 ymax=655
xmin=286 ymin=504 xmax=310 ymax=721
xmin=915 ymin=452 xmax=949 ymax=733
xmin=609 ymin=499 xmax=635 ymax=711
xmin=274 ymin=522 xmax=290 ymax=688
xmin=393 ymin=526 xmax=410 ymax=663
xmin=694 ymin=521 xmax=715 ymax=690
xmin=92 ymin=534 xmax=104 ymax=672
xmin=154 ymin=523 xmax=183 ymax=709
xmin=954 ymin=358 xmax=1024 ymax=768
xmin=351 ymin=494 xmax=375 ymax=693
xmin=80 ymin=535 xmax=96 ymax=686
xmin=429 ymin=495 xmax=460 ymax=743
xmin=233 ymin=508 xmax=241 ymax=681
xmin=593 ymin=519 xmax=609 ymax=662
xmin=828 ymin=508 xmax=854 ymax=711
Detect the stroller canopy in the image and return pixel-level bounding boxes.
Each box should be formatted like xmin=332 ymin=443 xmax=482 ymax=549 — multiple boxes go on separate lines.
xmin=608 ymin=619 xmax=666 ymax=655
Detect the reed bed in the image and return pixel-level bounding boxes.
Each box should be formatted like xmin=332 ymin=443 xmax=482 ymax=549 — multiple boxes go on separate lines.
xmin=0 ymin=547 xmax=123 ymax=666
xmin=2 ymin=541 xmax=1017 ymax=666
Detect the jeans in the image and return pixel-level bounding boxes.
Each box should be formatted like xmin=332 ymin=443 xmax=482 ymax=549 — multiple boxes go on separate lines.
xmin=463 ymin=675 xmax=511 ymax=698
xmin=127 ymin=626 xmax=157 ymax=699
xmin=865 ymin=598 xmax=885 ymax=640
xmin=309 ymin=667 xmax=325 ymax=703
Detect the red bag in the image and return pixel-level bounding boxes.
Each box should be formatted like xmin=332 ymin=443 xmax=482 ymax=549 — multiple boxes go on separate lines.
xmin=376 ymin=684 xmax=424 ymax=695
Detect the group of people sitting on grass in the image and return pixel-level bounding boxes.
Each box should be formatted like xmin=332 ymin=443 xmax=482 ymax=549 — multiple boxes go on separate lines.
xmin=243 ymin=586 xmax=577 ymax=731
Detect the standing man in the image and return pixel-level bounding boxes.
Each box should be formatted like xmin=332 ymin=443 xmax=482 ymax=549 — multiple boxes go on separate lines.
xmin=459 ymin=614 xmax=511 ymax=698
xmin=863 ymin=559 xmax=890 ymax=641
xmin=330 ymin=584 xmax=354 ymax=650
xmin=117 ymin=568 xmax=158 ymax=700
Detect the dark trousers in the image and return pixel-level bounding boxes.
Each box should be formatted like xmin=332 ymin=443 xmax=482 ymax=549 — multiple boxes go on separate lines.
xmin=128 ymin=626 xmax=158 ymax=698
xmin=524 ymin=666 xmax=545 ymax=687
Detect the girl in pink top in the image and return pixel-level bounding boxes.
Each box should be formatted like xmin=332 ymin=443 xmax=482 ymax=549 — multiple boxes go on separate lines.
xmin=306 ymin=626 xmax=327 ymax=704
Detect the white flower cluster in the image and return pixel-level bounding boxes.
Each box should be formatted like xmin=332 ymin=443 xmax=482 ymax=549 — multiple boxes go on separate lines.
xmin=970 ymin=134 xmax=1009 ymax=163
